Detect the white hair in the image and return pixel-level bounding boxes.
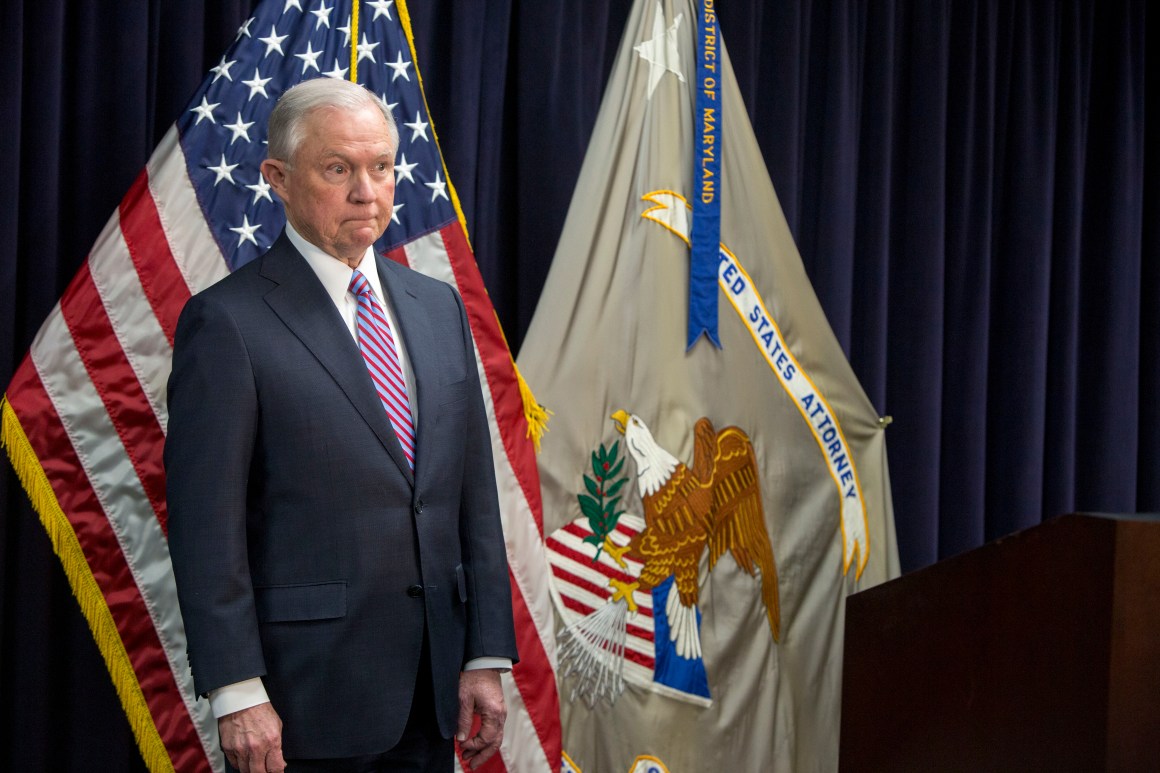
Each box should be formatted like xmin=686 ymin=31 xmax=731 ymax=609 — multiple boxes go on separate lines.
xmin=267 ymin=78 xmax=398 ymax=164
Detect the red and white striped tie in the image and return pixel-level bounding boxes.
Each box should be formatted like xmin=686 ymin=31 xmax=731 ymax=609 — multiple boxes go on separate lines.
xmin=349 ymin=269 xmax=415 ymax=469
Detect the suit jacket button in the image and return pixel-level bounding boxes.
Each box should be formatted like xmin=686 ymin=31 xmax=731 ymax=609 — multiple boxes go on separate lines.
xmin=407 ymin=584 xmax=424 ymax=598
xmin=414 ymin=501 xmax=425 ymax=515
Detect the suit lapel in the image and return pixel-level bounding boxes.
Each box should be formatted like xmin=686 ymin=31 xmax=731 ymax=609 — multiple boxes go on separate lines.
xmin=260 ymin=236 xmax=415 ymax=484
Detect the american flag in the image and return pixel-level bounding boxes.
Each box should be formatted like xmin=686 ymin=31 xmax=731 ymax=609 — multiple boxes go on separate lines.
xmin=0 ymin=1 xmax=560 ymax=771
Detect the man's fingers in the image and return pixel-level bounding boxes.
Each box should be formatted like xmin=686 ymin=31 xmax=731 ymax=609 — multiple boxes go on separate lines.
xmin=459 ymin=714 xmax=504 ymax=769
xmin=455 ymin=699 xmax=474 ymax=743
xmin=461 ymin=734 xmax=502 ymax=770
xmin=265 ymin=745 xmax=288 ymax=773
xmin=477 ymin=710 xmax=504 ymax=744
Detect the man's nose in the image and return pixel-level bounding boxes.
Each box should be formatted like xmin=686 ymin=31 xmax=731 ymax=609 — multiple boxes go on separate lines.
xmin=349 ymin=169 xmax=376 ymax=202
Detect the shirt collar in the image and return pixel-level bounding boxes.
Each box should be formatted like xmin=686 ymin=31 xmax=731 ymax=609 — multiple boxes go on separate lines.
xmin=284 ymin=221 xmax=388 ymax=306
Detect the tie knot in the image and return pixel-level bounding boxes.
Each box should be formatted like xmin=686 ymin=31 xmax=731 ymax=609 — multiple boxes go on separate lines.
xmin=348 ymin=269 xmax=372 ymax=298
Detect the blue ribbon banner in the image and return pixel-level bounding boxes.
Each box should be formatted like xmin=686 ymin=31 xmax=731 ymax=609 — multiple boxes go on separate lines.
xmin=689 ymin=0 xmax=722 ymax=349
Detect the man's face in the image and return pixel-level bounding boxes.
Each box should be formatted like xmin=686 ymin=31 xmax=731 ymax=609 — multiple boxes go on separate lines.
xmin=261 ymin=104 xmax=396 ymax=265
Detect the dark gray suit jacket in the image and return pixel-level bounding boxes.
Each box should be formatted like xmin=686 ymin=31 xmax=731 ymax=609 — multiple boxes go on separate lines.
xmin=165 ymin=233 xmax=517 ymax=759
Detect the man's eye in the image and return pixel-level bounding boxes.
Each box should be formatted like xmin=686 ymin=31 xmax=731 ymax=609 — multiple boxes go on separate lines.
xmin=375 ymin=163 xmax=388 ymax=173
xmin=331 ymin=164 xmax=346 ymax=174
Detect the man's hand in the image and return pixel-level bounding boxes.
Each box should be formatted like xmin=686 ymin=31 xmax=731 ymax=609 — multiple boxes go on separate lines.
xmin=456 ymin=669 xmax=506 ymax=769
xmin=218 ymin=702 xmax=286 ymax=773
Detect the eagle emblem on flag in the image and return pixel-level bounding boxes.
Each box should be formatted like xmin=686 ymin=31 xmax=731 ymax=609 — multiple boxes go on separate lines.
xmin=547 ymin=410 xmax=781 ymax=706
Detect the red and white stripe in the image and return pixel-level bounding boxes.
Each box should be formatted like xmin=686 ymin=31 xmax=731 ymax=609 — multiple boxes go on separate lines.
xmin=8 ymin=126 xmax=223 ymax=771
xmin=6 ymin=122 xmax=561 ymax=772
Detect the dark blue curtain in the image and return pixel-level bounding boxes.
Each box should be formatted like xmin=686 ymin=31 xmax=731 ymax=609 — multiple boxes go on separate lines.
xmin=1 ymin=0 xmax=1154 ymax=768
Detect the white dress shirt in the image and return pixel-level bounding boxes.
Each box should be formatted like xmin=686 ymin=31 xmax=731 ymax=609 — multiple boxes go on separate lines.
xmin=208 ymin=225 xmax=509 ymax=719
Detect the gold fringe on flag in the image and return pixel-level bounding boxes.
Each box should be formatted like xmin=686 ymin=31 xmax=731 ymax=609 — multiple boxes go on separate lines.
xmin=349 ymin=0 xmax=360 ymax=82
xmin=0 ymin=396 xmax=175 ymax=773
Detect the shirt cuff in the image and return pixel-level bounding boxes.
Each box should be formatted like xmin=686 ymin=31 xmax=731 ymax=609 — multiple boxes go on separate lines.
xmin=463 ymin=657 xmax=512 ymax=672
xmin=208 ymin=677 xmax=270 ymax=718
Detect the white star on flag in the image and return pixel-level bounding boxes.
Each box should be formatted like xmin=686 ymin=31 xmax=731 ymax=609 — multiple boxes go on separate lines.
xmin=236 ymin=17 xmax=254 ymax=39
xmin=634 ymin=1 xmax=685 ymax=98
xmin=229 ymin=215 xmax=261 ymax=246
xmin=224 ymin=113 xmax=255 ymax=144
xmin=310 ymin=1 xmax=333 ymax=28
xmin=283 ymin=0 xmax=303 ymax=12
xmin=387 ymin=51 xmax=411 ymax=82
xmin=295 ymin=41 xmax=323 ymax=73
xmin=260 ymin=26 xmax=288 ymax=57
xmin=357 ymin=33 xmax=380 ymax=63
xmin=390 ymin=201 xmax=405 ymax=224
xmin=404 ymin=112 xmax=429 ymax=142
xmin=425 ymin=172 xmax=449 ymax=202
xmin=245 ymin=176 xmax=273 ymax=205
xmin=210 ymin=56 xmax=238 ymax=83
xmin=337 ymin=16 xmax=352 ymax=46
xmin=242 ymin=68 xmax=273 ymax=101
xmin=207 ymin=154 xmax=239 ymax=186
xmin=190 ymin=96 xmax=219 ymax=125
xmin=395 ymin=153 xmax=418 ymax=184
xmin=378 ymin=93 xmax=398 ymax=114
xmin=367 ymin=0 xmax=395 ymax=21
xmin=323 ymin=59 xmax=350 ymax=80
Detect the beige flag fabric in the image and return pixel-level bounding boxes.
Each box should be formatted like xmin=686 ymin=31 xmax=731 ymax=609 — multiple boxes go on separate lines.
xmin=517 ymin=0 xmax=900 ymax=770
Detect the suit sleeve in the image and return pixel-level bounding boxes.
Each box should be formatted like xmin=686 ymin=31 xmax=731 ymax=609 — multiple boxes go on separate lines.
xmin=449 ymin=286 xmax=519 ymax=666
xmin=165 ymin=292 xmax=267 ymax=696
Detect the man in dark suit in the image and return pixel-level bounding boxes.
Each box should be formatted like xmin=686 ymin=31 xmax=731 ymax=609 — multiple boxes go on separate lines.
xmin=165 ymin=77 xmax=517 ymax=773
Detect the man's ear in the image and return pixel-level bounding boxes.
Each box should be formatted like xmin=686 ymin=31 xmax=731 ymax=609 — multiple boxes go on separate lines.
xmin=260 ymin=158 xmax=288 ymax=198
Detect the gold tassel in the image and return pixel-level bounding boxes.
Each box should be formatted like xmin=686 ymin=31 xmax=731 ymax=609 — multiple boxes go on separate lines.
xmin=486 ymin=310 xmax=552 ymax=453
xmin=1 ymin=396 xmax=175 ymax=773
xmin=514 ymin=359 xmax=552 ymax=453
